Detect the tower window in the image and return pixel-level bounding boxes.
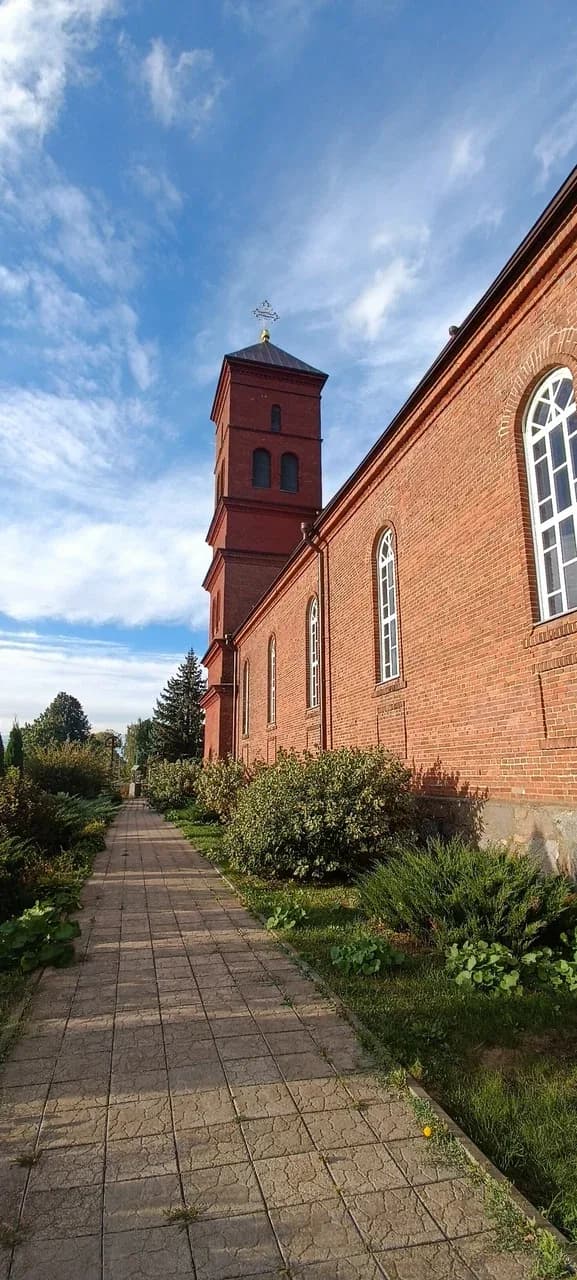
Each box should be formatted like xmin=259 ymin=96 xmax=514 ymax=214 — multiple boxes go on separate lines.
xmin=376 ymin=529 xmax=399 ymax=682
xmin=252 ymin=448 xmax=271 ymax=488
xmin=271 ymin=404 xmax=282 ymax=432
xmin=525 ymin=367 xmax=577 ymax=619
xmin=307 ymin=596 xmax=320 ymax=709
xmin=267 ymin=635 xmax=276 ymax=725
xmin=242 ymin=660 xmax=250 ymax=736
xmin=281 ymin=452 xmax=299 ymax=492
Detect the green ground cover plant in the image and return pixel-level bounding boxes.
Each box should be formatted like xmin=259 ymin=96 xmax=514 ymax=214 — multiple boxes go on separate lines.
xmin=170 ymin=805 xmax=577 ymax=1245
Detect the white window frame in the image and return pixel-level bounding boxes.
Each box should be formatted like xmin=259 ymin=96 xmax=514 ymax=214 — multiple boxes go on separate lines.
xmin=267 ymin=635 xmax=276 ymax=726
xmin=307 ymin=596 xmax=320 ymax=709
xmin=524 ymin=367 xmax=577 ymax=621
xmin=242 ymin=660 xmax=250 ymax=736
xmin=377 ymin=529 xmax=399 ymax=682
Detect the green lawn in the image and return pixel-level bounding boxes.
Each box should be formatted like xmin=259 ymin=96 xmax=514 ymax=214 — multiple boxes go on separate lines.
xmin=169 ymin=807 xmax=577 ymax=1244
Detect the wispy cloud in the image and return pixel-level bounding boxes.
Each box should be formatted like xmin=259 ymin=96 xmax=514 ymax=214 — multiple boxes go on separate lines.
xmin=0 ymin=631 xmax=183 ymax=738
xmin=535 ymin=101 xmax=577 ymax=185
xmin=0 ymin=0 xmax=116 ymax=159
xmin=141 ymin=37 xmax=224 ymax=135
xmin=131 ymin=163 xmax=183 ymax=226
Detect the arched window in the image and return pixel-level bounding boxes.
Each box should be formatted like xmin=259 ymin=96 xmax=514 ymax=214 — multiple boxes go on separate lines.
xmin=307 ymin=596 xmax=320 ymax=709
xmin=377 ymin=529 xmax=399 ymax=682
xmin=267 ymin=635 xmax=276 ymax=725
xmin=271 ymin=404 xmax=282 ymax=432
xmin=242 ymin=660 xmax=250 ymax=736
xmin=525 ymin=367 xmax=577 ymax=620
xmin=252 ymin=448 xmax=271 ymax=488
xmin=281 ymin=452 xmax=299 ymax=492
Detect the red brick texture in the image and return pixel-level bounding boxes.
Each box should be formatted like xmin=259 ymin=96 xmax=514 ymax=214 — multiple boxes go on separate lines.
xmin=227 ymin=198 xmax=577 ymax=811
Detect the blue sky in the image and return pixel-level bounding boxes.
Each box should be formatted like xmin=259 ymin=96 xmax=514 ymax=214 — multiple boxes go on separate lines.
xmin=1 ymin=0 xmax=577 ymax=738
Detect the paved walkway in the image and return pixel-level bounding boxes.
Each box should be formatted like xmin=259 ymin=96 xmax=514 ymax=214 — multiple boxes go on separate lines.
xmin=0 ymin=802 xmax=533 ymax=1280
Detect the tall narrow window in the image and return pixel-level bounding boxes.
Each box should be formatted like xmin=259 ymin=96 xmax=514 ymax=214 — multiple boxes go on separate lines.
xmin=267 ymin=635 xmax=276 ymax=725
xmin=242 ymin=660 xmax=250 ymax=736
xmin=271 ymin=404 xmax=282 ymax=432
xmin=377 ymin=529 xmax=399 ymax=682
xmin=525 ymin=367 xmax=577 ymax=620
xmin=252 ymin=448 xmax=271 ymax=488
xmin=281 ymin=452 xmax=299 ymax=492
xmin=307 ymin=596 xmax=320 ymax=709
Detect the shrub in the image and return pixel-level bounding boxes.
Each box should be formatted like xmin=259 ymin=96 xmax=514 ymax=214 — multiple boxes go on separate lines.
xmin=144 ymin=759 xmax=201 ymax=811
xmin=0 ymin=770 xmax=70 ymax=855
xmin=331 ymin=935 xmax=406 ymax=977
xmin=357 ymin=835 xmax=577 ymax=952
xmin=0 ymin=828 xmax=45 ymax=923
xmin=26 ymin=742 xmax=110 ymax=798
xmin=224 ymin=747 xmax=415 ymax=881
xmin=196 ymin=757 xmax=250 ymax=824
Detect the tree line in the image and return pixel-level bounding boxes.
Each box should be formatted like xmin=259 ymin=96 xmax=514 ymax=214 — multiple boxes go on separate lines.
xmin=0 ymin=647 xmax=204 ymax=778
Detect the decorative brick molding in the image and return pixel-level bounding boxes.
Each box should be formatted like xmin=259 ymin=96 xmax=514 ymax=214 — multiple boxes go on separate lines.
xmin=498 ymin=328 xmax=577 ymax=441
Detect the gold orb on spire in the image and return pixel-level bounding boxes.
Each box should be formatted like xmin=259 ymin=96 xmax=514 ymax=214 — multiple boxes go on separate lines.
xmin=260 ymin=328 xmax=270 ymax=342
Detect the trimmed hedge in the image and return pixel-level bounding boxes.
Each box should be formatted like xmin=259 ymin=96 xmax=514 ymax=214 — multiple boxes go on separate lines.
xmin=224 ymin=747 xmax=415 ymax=881
xmin=26 ymin=742 xmax=111 ymax=798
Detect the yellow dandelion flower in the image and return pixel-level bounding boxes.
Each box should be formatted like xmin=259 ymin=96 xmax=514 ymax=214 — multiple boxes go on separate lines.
xmin=422 ymin=1125 xmax=433 ymax=1138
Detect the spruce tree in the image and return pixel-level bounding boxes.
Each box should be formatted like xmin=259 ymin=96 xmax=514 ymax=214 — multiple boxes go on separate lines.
xmin=24 ymin=692 xmax=91 ymax=749
xmin=0 ymin=730 xmax=4 ymax=777
xmin=5 ymin=722 xmax=24 ymax=775
xmin=124 ymin=718 xmax=154 ymax=771
xmin=152 ymin=650 xmax=204 ymax=761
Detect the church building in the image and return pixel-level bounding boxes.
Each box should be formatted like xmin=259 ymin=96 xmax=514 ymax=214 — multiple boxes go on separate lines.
xmin=201 ymin=165 xmax=577 ymax=873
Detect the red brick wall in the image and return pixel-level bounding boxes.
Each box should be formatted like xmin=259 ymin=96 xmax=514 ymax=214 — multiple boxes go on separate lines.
xmin=235 ymin=213 xmax=577 ymax=810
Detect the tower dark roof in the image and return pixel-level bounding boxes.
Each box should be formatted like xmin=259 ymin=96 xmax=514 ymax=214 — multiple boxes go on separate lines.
xmin=225 ymin=339 xmax=327 ymax=380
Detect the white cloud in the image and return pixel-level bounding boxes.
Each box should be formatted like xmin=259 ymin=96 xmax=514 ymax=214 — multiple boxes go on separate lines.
xmin=131 ymin=163 xmax=183 ymax=225
xmin=448 ymin=130 xmax=485 ymax=180
xmin=346 ymin=258 xmax=418 ymax=341
xmin=141 ymin=37 xmax=224 ymax=135
xmin=0 ymin=0 xmax=116 ymax=158
xmin=535 ymin=101 xmax=577 ymax=184
xmin=0 ymin=631 xmax=184 ymax=738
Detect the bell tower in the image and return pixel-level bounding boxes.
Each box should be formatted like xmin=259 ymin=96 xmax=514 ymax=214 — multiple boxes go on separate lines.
xmin=201 ymin=330 xmax=328 ymax=759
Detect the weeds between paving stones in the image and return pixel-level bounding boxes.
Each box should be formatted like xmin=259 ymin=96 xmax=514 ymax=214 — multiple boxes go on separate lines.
xmin=164 ymin=1203 xmax=205 ymax=1229
xmin=0 ymin=1224 xmax=23 ymax=1249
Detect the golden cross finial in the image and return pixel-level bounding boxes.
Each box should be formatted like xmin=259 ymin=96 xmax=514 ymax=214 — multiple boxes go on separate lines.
xmin=253 ymin=300 xmax=279 ymax=341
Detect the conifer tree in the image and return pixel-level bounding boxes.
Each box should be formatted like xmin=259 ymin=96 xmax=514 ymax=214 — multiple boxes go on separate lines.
xmin=24 ymin=692 xmax=91 ymax=749
xmin=152 ymin=650 xmax=204 ymax=761
xmin=0 ymin=730 xmax=4 ymax=777
xmin=5 ymin=722 xmax=24 ymax=775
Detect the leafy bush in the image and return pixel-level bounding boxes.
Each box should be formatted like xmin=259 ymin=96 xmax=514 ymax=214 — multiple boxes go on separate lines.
xmin=0 ymin=901 xmax=80 ymax=972
xmin=331 ymin=935 xmax=405 ymax=977
xmin=225 ymin=747 xmax=415 ymax=881
xmin=266 ymin=902 xmax=307 ymax=931
xmin=0 ymin=829 xmax=45 ymax=923
xmin=196 ymin=757 xmax=250 ymax=824
xmin=445 ymin=940 xmax=521 ymax=993
xmin=358 ymin=835 xmax=577 ymax=952
xmin=144 ymin=759 xmax=201 ymax=811
xmin=0 ymin=769 xmax=70 ymax=855
xmin=26 ymin=742 xmax=110 ymax=798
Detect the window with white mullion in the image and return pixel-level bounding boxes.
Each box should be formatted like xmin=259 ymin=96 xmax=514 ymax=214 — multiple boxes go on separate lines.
xmin=377 ymin=529 xmax=399 ymax=682
xmin=267 ymin=636 xmax=276 ymax=726
xmin=525 ymin=367 xmax=577 ymax=621
xmin=307 ymin=597 xmax=320 ymax=709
